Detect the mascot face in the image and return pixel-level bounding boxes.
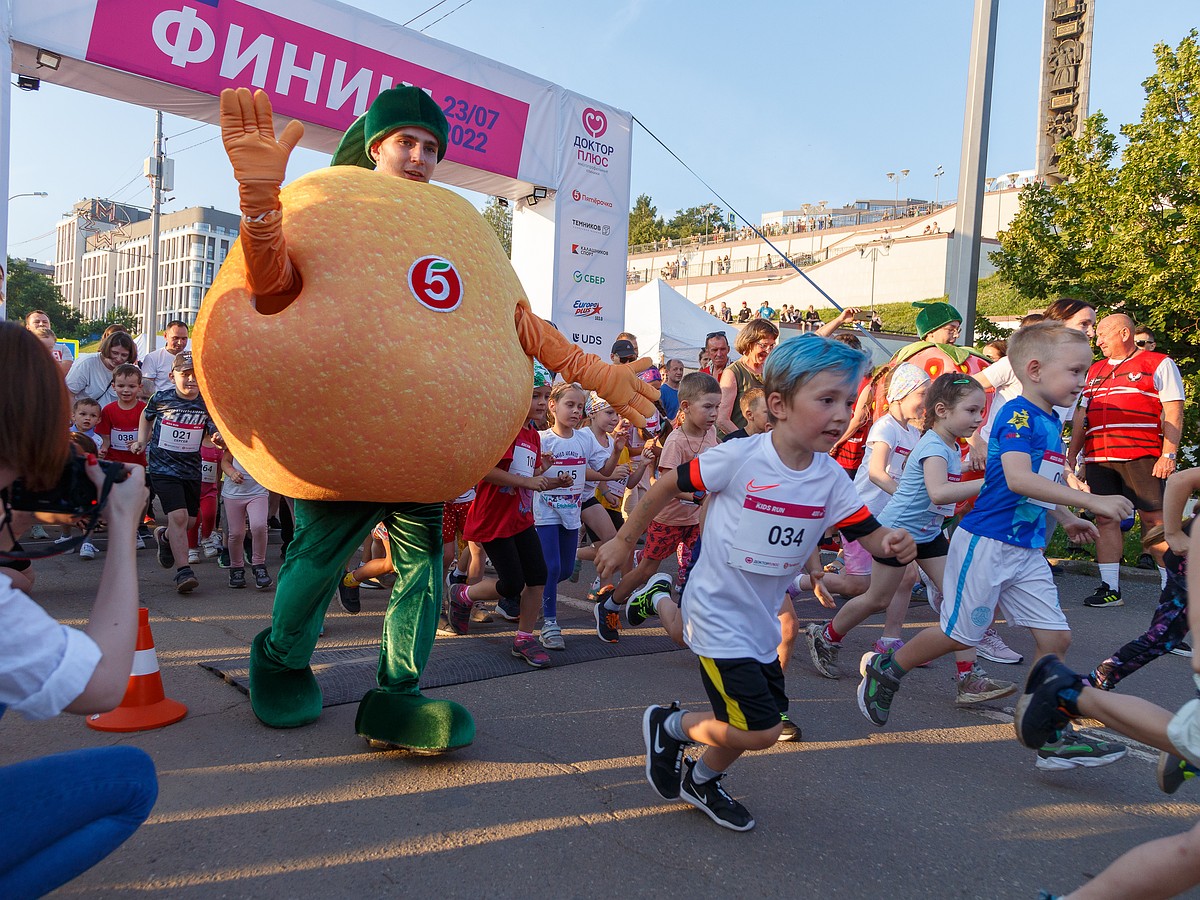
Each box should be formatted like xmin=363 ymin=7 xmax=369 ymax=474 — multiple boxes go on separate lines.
xmin=194 ymin=167 xmax=532 ymax=502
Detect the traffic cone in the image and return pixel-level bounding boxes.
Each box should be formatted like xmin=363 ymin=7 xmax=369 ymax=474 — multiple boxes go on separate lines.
xmin=88 ymin=607 xmax=187 ymax=732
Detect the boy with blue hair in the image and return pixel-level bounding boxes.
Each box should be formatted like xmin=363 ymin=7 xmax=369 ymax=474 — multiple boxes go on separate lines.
xmin=597 ymin=335 xmax=916 ymax=831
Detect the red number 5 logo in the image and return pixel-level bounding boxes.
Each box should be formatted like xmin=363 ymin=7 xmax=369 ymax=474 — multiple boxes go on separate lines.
xmin=407 ymin=256 xmax=464 ymax=312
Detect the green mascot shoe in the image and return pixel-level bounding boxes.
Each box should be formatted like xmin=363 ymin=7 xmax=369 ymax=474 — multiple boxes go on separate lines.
xmin=248 ymin=628 xmax=324 ymax=728
xmin=355 ymin=690 xmax=475 ymax=753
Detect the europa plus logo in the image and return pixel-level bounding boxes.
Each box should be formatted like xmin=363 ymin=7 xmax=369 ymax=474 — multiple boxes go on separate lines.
xmin=407 ymin=256 xmax=463 ymax=312
xmin=582 ymin=107 xmax=608 ymax=138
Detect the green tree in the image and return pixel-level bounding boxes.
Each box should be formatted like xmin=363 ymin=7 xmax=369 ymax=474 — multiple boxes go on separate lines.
xmin=665 ymin=203 xmax=726 ymax=241
xmin=83 ymin=305 xmax=140 ymax=339
xmin=4 ymin=256 xmax=85 ymax=337
xmin=628 ymin=193 xmax=665 ymax=247
xmin=991 ymin=30 xmax=1200 ymax=456
xmin=480 ymin=197 xmax=512 ymax=257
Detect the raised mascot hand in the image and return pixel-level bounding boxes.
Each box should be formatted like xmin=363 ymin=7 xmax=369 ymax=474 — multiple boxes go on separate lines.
xmin=219 ymin=88 xmax=305 ymax=215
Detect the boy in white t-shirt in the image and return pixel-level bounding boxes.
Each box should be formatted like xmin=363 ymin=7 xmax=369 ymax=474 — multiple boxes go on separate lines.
xmin=596 ymin=335 xmax=915 ymax=832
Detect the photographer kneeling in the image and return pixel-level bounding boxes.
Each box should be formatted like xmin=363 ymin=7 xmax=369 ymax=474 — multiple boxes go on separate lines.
xmin=0 ymin=322 xmax=157 ymax=899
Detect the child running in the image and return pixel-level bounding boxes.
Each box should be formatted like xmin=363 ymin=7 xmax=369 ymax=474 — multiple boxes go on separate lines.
xmin=808 ymin=363 xmax=928 ymax=662
xmin=597 ymin=335 xmax=915 ymax=831
xmin=189 ymin=436 xmax=224 ymax=564
xmin=595 ymin=372 xmax=720 ymax=644
xmin=574 ymin=395 xmax=632 ymax=584
xmin=534 ymin=381 xmax=623 ymax=650
xmin=95 ymin=363 xmax=148 ymax=556
xmin=856 ymin=323 xmax=1134 ymax=770
xmin=130 ymin=351 xmax=219 ymax=594
xmin=809 ymin=374 xmax=1017 ymax=706
xmin=446 ymin=363 xmax=569 ymax=667
xmin=222 ymin=447 xmax=272 ymax=590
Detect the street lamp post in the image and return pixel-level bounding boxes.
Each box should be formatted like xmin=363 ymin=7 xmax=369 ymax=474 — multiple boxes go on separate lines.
xmin=887 ymin=170 xmax=910 ymax=221
xmin=860 ymin=237 xmax=894 ymax=315
xmin=933 ymin=166 xmax=944 ymax=211
xmin=8 ymin=191 xmax=48 ymax=201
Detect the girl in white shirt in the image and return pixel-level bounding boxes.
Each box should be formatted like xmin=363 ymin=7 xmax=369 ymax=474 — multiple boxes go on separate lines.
xmin=535 ymin=383 xmax=622 ymax=650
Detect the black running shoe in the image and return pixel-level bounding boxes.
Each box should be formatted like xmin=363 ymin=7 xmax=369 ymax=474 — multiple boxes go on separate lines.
xmin=777 ymin=713 xmax=802 ymax=742
xmin=252 ymin=565 xmax=273 ymax=591
xmin=217 ymin=545 xmax=231 ymax=569
xmin=228 ymin=567 xmax=246 ymax=589
xmin=495 ymin=595 xmax=520 ymax=622
xmin=337 ymin=576 xmax=360 ymax=613
xmin=643 ymin=702 xmax=688 ymax=800
xmin=594 ymin=599 xmax=621 ymax=643
xmin=627 ymin=573 xmax=671 ymax=627
xmin=1158 ymin=750 xmax=1199 ymax=794
xmin=1013 ymin=654 xmax=1083 ymax=750
xmin=155 ymin=526 xmax=173 ymax=569
xmin=679 ymin=758 xmax=755 ymax=832
xmin=174 ymin=566 xmax=199 ymax=594
xmin=1082 ymin=583 xmax=1123 ymax=608
xmin=857 ymin=651 xmax=901 ymax=727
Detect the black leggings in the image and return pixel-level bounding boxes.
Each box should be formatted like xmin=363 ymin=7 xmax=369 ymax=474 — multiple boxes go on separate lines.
xmin=483 ymin=526 xmax=547 ymax=599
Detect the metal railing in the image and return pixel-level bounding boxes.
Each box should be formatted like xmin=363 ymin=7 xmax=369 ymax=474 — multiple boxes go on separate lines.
xmin=627 ymin=202 xmax=944 ymax=257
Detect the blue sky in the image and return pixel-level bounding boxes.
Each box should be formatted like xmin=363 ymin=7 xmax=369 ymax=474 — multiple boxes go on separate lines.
xmin=7 ymin=1 xmax=1198 ymax=262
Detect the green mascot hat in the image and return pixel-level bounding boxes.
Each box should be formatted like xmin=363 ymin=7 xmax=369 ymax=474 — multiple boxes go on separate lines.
xmin=912 ymin=300 xmax=962 ymax=339
xmin=331 ymin=86 xmax=450 ymax=168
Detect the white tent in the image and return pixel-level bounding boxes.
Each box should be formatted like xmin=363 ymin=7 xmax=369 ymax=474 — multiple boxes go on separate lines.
xmin=623 ymin=279 xmax=741 ymax=369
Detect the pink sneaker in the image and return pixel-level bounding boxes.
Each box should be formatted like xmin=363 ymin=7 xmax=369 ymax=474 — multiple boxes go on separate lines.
xmin=446 ymin=584 xmax=473 ymax=635
xmin=873 ymin=637 xmax=905 ymax=654
xmin=512 ymin=634 xmax=551 ymax=668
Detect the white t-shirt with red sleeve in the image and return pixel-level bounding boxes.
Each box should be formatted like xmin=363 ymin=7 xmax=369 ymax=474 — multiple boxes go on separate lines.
xmin=676 ymin=432 xmax=876 ymax=662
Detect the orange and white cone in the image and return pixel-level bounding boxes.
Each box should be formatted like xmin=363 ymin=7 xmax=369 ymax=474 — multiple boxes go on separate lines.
xmin=88 ymin=607 xmax=187 ymax=732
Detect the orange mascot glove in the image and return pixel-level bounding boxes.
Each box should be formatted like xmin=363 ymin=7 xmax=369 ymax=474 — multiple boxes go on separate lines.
xmin=219 ymin=88 xmax=305 ymax=310
xmin=514 ymin=301 xmax=659 ymax=427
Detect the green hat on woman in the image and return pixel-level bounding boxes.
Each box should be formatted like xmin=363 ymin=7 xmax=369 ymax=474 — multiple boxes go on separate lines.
xmin=331 ymin=86 xmax=450 ymax=168
xmin=913 ymin=301 xmax=962 ymax=339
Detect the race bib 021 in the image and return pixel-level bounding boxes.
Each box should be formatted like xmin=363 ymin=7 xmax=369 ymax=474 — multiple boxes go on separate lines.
xmin=158 ymin=417 xmax=203 ymax=453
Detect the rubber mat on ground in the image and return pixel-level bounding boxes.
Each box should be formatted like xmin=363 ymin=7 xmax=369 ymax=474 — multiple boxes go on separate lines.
xmin=200 ymin=609 xmax=683 ymax=707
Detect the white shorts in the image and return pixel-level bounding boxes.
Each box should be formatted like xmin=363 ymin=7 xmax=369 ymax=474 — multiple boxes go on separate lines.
xmin=1167 ymin=675 xmax=1200 ymax=769
xmin=940 ymin=528 xmax=1068 ymax=646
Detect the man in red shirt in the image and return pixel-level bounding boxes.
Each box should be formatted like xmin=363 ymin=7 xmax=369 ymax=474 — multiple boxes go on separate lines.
xmin=1068 ymin=314 xmax=1184 ymax=608
xmin=700 ymin=332 xmax=730 ymax=380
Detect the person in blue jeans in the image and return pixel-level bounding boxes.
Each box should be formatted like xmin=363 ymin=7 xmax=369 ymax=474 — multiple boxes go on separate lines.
xmin=0 ymin=322 xmax=157 ymax=898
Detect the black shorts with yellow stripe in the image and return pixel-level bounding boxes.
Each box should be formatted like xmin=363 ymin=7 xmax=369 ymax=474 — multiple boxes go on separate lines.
xmin=698 ymin=656 xmax=787 ymax=732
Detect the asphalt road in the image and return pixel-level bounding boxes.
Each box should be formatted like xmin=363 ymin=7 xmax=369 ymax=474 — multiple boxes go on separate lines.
xmin=4 ymin=537 xmax=1199 ymax=899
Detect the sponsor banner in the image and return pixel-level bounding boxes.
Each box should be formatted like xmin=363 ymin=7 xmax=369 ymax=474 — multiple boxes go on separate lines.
xmin=83 ymin=0 xmax=530 ymax=177
xmin=551 ymin=95 xmax=631 ymax=353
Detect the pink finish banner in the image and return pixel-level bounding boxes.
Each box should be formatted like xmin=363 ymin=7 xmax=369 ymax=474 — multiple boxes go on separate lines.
xmin=85 ymin=0 xmax=529 ymax=177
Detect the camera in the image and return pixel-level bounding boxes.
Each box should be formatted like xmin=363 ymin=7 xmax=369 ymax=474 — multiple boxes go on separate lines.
xmin=5 ymin=455 xmax=128 ymax=517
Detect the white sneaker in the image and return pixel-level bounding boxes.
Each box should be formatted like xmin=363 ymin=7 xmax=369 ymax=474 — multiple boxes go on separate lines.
xmin=202 ymin=536 xmax=220 ymax=559
xmin=921 ymin=569 xmax=943 ymax=614
xmin=976 ymin=627 xmax=1023 ymax=664
xmin=54 ymin=534 xmax=76 ymax=553
xmin=135 ymin=533 xmax=146 ymax=550
xmin=79 ymin=541 xmax=98 ymax=560
xmin=539 ymin=621 xmax=566 ymax=651
xmin=28 ymin=524 xmax=48 ymax=539
xmin=187 ymin=548 xmax=201 ymax=565
xmin=591 ymin=576 xmax=602 ymax=593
